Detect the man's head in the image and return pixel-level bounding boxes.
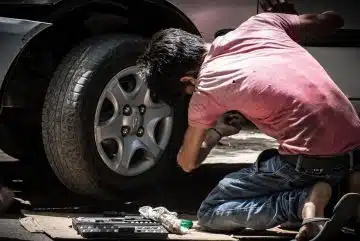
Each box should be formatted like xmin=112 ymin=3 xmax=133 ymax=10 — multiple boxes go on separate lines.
xmin=137 ymin=28 xmax=208 ymax=105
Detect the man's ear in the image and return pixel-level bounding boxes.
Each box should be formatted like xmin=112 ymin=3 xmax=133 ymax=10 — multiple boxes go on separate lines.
xmin=180 ymin=76 xmax=197 ymax=85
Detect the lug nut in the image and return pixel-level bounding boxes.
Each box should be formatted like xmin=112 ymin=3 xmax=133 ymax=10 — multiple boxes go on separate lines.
xmin=121 ymin=126 xmax=130 ymax=136
xmin=123 ymin=105 xmax=132 ymax=116
xmin=138 ymin=105 xmax=146 ymax=115
xmin=137 ymin=127 xmax=144 ymax=137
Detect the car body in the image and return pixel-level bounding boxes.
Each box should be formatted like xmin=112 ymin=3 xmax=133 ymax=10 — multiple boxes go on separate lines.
xmin=0 ymin=0 xmax=359 ymax=197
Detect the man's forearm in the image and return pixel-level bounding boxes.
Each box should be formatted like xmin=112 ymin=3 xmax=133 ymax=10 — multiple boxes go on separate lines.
xmin=177 ymin=127 xmax=221 ymax=172
xmin=177 ymin=111 xmax=244 ymax=172
xmin=299 ymin=11 xmax=344 ymax=41
xmin=318 ymin=11 xmax=344 ymax=29
xmin=192 ymin=128 xmax=222 ymax=168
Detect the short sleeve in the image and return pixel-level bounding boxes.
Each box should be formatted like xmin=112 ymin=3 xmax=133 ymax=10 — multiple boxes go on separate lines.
xmin=249 ymin=13 xmax=301 ymax=42
xmin=188 ymin=92 xmax=221 ymax=129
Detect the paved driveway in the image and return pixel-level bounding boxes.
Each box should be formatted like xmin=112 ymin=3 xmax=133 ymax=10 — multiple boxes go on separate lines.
xmin=205 ymin=128 xmax=278 ymax=164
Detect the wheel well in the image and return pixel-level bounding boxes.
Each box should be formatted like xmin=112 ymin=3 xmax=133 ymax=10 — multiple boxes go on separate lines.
xmin=0 ymin=0 xmax=200 ymax=122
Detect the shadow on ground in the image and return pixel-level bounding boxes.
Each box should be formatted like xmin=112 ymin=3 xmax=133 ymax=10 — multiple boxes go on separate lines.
xmin=1 ymin=158 xmax=359 ymax=241
xmin=0 ymin=159 xmax=251 ymax=215
xmin=0 ymin=128 xmax=273 ymax=215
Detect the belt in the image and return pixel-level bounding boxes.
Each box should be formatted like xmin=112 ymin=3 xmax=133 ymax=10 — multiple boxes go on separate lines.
xmin=280 ymin=149 xmax=359 ymax=173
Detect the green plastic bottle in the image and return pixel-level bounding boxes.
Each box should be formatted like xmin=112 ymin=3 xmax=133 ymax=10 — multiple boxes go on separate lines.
xmin=179 ymin=219 xmax=193 ymax=232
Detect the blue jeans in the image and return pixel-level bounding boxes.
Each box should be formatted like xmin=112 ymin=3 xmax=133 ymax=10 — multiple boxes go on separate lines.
xmin=197 ymin=149 xmax=354 ymax=232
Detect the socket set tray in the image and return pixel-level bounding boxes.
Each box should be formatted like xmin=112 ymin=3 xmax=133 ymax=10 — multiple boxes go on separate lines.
xmin=72 ymin=215 xmax=168 ymax=239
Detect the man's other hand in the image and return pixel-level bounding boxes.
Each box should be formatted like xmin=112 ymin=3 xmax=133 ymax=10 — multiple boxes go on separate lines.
xmin=260 ymin=0 xmax=298 ymax=15
xmin=213 ymin=111 xmax=246 ymax=137
xmin=259 ymin=1 xmax=344 ymax=43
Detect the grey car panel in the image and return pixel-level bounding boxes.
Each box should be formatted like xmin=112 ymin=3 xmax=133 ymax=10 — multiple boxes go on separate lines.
xmin=305 ymin=46 xmax=360 ymax=99
xmin=0 ymin=17 xmax=52 ymax=87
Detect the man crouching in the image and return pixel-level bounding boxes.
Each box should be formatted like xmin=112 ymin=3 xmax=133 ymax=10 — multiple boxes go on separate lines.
xmin=137 ymin=1 xmax=360 ymax=240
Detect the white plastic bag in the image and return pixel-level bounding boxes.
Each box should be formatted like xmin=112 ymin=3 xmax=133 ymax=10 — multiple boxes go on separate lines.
xmin=139 ymin=206 xmax=190 ymax=234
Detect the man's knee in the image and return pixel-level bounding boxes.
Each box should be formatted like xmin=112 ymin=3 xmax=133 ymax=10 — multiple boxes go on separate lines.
xmin=196 ymin=199 xmax=234 ymax=232
xmin=197 ymin=205 xmax=244 ymax=232
xmin=197 ymin=202 xmax=213 ymax=229
xmin=196 ymin=185 xmax=224 ymax=228
xmin=197 ymin=203 xmax=277 ymax=232
xmin=197 ymin=194 xmax=279 ymax=232
xmin=196 ymin=190 xmax=243 ymax=232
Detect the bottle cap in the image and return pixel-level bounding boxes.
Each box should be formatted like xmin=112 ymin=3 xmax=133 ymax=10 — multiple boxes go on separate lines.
xmin=180 ymin=219 xmax=193 ymax=229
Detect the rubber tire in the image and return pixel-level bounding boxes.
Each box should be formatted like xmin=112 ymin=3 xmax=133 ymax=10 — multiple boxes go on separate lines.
xmin=41 ymin=34 xmax=188 ymax=198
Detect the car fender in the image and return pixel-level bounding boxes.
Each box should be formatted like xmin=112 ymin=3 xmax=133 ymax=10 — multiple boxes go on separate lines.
xmin=0 ymin=17 xmax=52 ymax=88
xmin=0 ymin=0 xmax=200 ymax=90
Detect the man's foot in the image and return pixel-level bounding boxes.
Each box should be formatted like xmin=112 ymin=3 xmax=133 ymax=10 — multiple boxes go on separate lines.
xmin=295 ymin=182 xmax=332 ymax=241
xmin=0 ymin=186 xmax=15 ymax=214
xmin=296 ymin=219 xmax=327 ymax=241
xmin=279 ymin=221 xmax=301 ymax=230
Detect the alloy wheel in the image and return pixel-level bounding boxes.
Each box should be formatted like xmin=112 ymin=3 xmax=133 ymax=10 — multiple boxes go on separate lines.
xmin=94 ymin=66 xmax=173 ymax=176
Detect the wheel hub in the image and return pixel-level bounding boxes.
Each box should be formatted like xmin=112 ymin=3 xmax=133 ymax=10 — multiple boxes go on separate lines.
xmin=122 ymin=105 xmax=144 ymax=136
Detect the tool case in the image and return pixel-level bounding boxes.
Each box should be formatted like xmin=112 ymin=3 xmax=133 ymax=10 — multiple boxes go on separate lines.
xmin=72 ymin=215 xmax=168 ymax=239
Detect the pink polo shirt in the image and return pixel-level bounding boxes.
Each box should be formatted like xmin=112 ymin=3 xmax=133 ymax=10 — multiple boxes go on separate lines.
xmin=188 ymin=13 xmax=360 ymax=155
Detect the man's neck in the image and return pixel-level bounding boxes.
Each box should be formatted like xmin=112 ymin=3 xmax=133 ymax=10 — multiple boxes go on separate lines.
xmin=205 ymin=43 xmax=211 ymax=52
xmin=200 ymin=43 xmax=212 ymax=64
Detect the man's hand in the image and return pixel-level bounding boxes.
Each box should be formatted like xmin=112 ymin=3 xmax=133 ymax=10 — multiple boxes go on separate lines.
xmin=176 ymin=111 xmax=246 ymax=173
xmin=212 ymin=111 xmax=246 ymax=138
xmin=299 ymin=12 xmax=344 ymax=41
xmin=260 ymin=0 xmax=298 ymax=15
xmin=260 ymin=0 xmax=344 ymax=42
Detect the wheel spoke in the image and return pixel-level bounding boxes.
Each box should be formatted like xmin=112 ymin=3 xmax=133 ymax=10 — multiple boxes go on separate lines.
xmin=116 ymin=136 xmax=141 ymax=170
xmin=140 ymin=131 xmax=161 ymax=159
xmin=144 ymin=104 xmax=172 ymax=124
xmin=143 ymin=90 xmax=154 ymax=107
xmin=95 ymin=117 xmax=122 ymax=141
xmin=132 ymin=73 xmax=150 ymax=105
xmin=107 ymin=81 xmax=130 ymax=108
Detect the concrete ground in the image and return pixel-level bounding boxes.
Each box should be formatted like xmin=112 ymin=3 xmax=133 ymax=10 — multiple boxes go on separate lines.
xmin=205 ymin=128 xmax=278 ymax=164
xmin=0 ymin=129 xmax=357 ymax=240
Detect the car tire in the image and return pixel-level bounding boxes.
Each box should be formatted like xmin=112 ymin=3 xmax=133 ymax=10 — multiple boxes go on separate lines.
xmin=42 ymin=34 xmax=188 ymax=198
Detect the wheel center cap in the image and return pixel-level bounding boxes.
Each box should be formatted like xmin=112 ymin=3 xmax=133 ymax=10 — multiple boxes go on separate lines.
xmin=122 ymin=106 xmax=143 ymax=134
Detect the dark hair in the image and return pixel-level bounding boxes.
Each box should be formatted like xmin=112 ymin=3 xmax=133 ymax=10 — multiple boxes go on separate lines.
xmin=137 ymin=28 xmax=207 ymax=104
